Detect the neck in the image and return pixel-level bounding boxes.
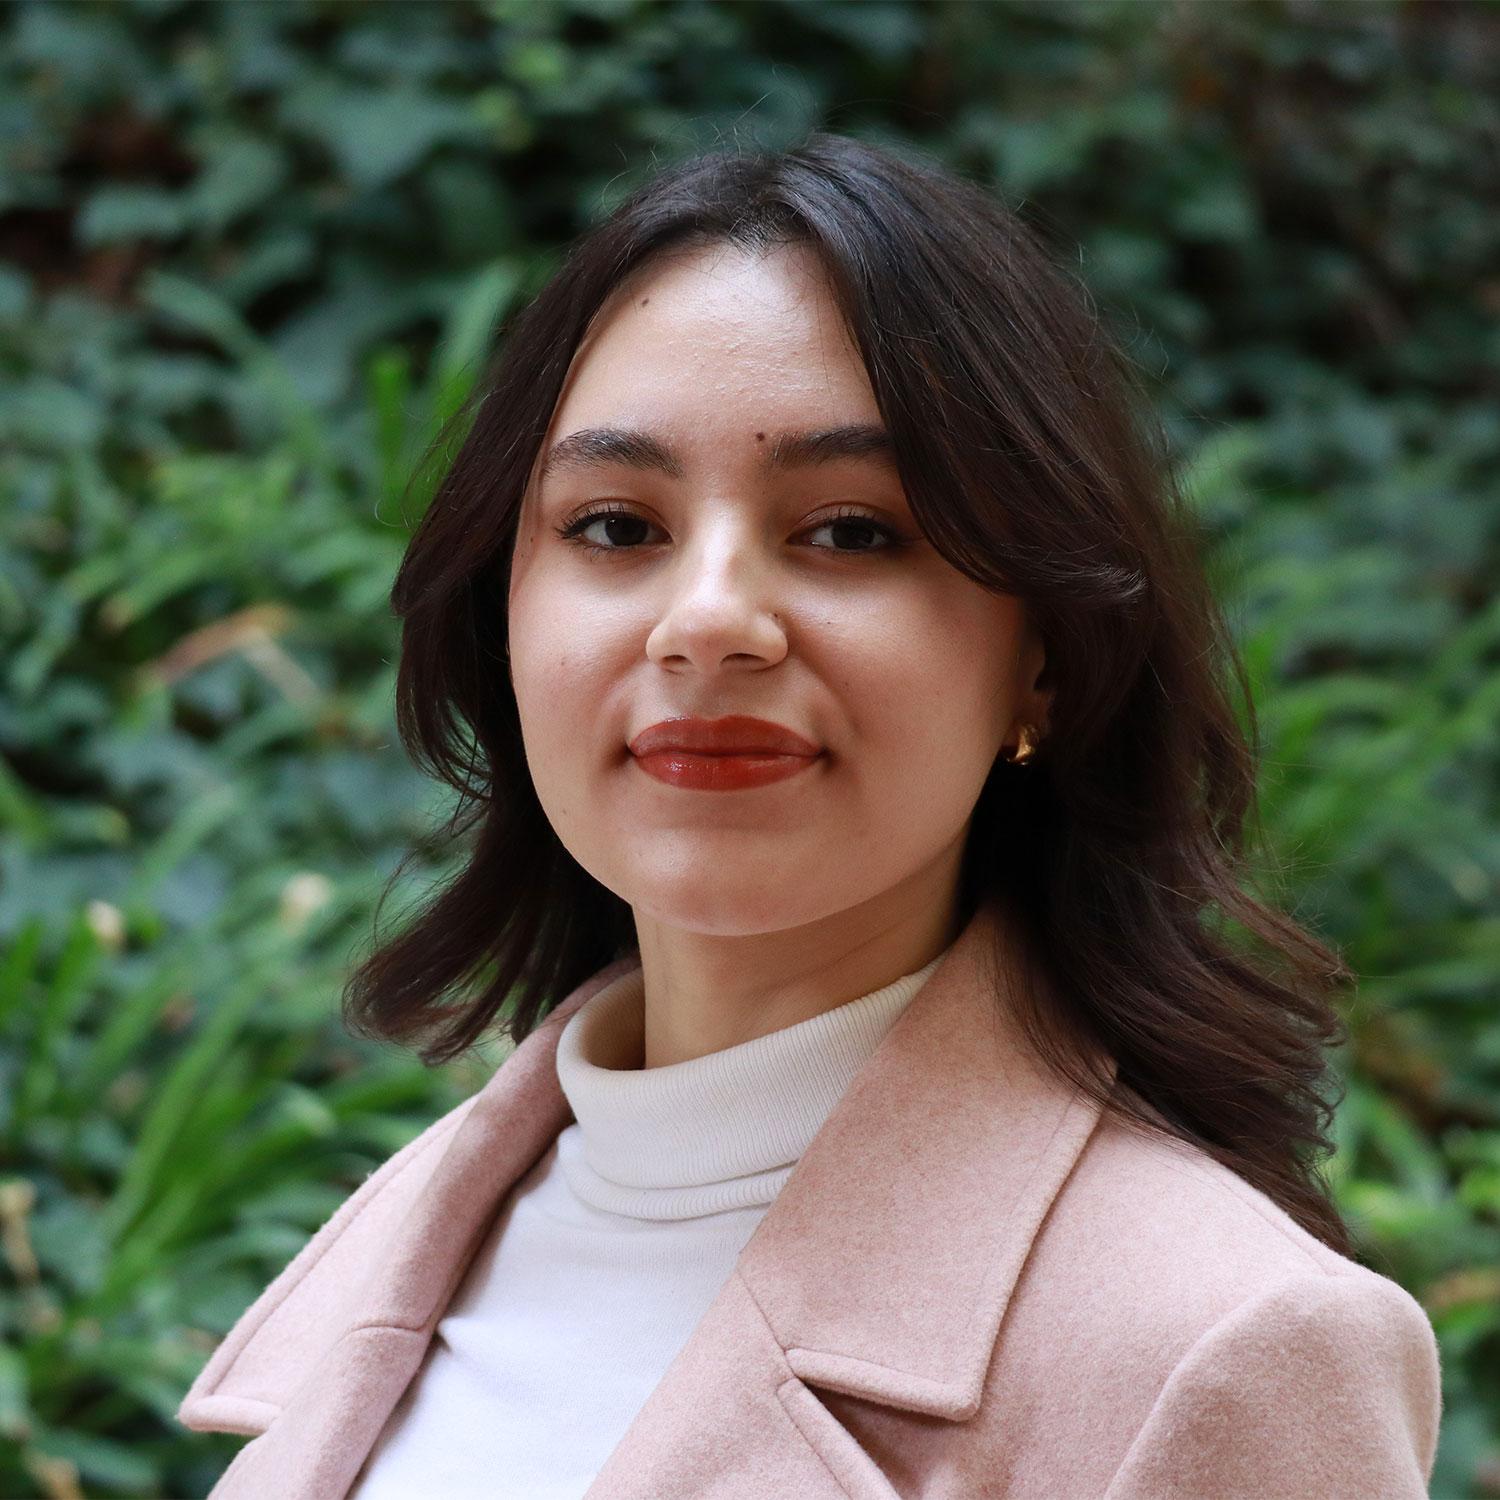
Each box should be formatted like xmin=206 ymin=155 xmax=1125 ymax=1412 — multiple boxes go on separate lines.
xmin=631 ymin=852 xmax=967 ymax=1068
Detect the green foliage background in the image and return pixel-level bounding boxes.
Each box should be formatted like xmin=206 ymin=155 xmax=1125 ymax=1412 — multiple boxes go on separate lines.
xmin=0 ymin=1 xmax=1497 ymax=1495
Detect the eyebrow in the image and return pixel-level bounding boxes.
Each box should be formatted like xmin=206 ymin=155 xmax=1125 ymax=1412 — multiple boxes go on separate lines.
xmin=539 ymin=428 xmax=685 ymax=481
xmin=767 ymin=424 xmax=895 ymax=470
xmin=537 ymin=424 xmax=895 ymax=482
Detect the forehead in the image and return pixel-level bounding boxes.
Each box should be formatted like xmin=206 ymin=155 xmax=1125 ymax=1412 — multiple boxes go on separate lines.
xmin=546 ymin=241 xmax=881 ymax=434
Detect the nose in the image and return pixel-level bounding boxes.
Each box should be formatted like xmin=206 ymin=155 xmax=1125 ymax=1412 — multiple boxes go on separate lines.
xmin=644 ymin=519 xmax=788 ymax=674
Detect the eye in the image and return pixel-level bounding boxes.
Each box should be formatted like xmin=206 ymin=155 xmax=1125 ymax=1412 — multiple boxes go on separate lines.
xmin=558 ymin=507 xmax=665 ymax=551
xmin=803 ymin=510 xmax=906 ymax=553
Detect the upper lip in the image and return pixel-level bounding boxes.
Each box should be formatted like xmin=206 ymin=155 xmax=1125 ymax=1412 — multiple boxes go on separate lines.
xmin=629 ymin=716 xmax=821 ymax=758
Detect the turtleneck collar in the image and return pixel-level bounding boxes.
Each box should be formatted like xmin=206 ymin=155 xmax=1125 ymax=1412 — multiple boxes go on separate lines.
xmin=553 ymin=951 xmax=947 ymax=1221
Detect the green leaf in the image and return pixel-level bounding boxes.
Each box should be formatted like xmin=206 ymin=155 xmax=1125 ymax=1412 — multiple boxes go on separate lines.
xmin=0 ymin=1342 xmax=32 ymax=1441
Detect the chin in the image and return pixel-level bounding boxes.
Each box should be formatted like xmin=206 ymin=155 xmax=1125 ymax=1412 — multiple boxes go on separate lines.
xmin=614 ymin=856 xmax=852 ymax=939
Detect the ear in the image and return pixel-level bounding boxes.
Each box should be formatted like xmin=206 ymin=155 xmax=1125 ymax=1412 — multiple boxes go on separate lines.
xmin=1013 ymin=624 xmax=1054 ymax=740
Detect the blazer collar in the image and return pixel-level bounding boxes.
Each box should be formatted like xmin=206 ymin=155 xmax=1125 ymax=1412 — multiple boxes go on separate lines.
xmin=734 ymin=899 xmax=1114 ymax=1421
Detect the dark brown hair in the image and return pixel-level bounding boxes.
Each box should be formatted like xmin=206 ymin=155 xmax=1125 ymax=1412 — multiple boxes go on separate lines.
xmin=346 ymin=134 xmax=1352 ymax=1253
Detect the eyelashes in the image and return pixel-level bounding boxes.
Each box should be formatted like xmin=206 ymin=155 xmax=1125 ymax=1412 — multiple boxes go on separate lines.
xmin=554 ymin=503 xmax=912 ymax=556
xmin=803 ymin=508 xmax=910 ymax=553
xmin=556 ymin=507 xmax=663 ymax=551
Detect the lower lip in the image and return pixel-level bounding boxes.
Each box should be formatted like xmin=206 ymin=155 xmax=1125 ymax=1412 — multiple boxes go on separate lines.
xmin=632 ymin=752 xmax=819 ymax=791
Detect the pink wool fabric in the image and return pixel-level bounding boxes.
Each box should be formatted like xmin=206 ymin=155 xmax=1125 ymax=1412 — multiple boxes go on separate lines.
xmin=178 ymin=903 xmax=1442 ymax=1499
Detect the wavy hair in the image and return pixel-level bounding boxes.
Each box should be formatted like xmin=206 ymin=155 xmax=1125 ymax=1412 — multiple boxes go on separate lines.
xmin=345 ymin=134 xmax=1351 ymax=1253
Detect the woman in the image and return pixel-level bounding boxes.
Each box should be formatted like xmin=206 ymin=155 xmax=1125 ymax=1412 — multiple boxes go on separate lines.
xmin=178 ymin=136 xmax=1440 ymax=1499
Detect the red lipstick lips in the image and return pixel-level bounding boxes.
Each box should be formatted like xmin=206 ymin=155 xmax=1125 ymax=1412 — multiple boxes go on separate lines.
xmin=628 ymin=716 xmax=821 ymax=791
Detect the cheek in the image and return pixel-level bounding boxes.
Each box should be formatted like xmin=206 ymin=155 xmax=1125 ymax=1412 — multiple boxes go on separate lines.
xmin=507 ymin=566 xmax=608 ymax=761
xmin=839 ymin=588 xmax=1020 ymax=789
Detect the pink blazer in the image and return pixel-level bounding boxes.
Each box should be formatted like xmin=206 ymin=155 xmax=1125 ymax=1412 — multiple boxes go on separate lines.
xmin=178 ymin=904 xmax=1441 ymax=1499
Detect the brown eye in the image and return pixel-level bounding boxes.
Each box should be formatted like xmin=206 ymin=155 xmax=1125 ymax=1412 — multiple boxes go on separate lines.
xmin=595 ymin=515 xmax=651 ymax=548
xmin=805 ymin=514 xmax=902 ymax=552
xmin=561 ymin=510 xmax=663 ymax=549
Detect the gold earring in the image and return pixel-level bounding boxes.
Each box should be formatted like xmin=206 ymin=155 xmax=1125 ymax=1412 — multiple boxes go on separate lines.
xmin=1007 ymin=723 xmax=1040 ymax=765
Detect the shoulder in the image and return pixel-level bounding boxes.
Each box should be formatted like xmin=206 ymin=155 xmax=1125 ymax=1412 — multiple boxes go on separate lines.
xmin=1056 ymin=1100 xmax=1356 ymax=1289
xmin=1105 ymin=1263 xmax=1440 ymax=1499
xmin=1006 ymin=1105 xmax=1441 ymax=1495
xmin=178 ymin=954 xmax=641 ymax=1435
xmin=178 ymin=1093 xmax=480 ymax=1434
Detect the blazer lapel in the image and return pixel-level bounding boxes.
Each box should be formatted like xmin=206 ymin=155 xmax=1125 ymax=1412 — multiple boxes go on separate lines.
xmin=587 ymin=901 xmax=1114 ymax=1499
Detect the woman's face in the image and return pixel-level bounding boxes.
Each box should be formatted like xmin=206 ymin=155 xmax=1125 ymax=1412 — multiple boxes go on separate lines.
xmin=507 ymin=241 xmax=1049 ymax=937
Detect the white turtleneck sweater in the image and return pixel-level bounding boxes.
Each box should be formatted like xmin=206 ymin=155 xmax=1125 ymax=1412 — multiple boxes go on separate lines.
xmin=350 ymin=951 xmax=944 ymax=1500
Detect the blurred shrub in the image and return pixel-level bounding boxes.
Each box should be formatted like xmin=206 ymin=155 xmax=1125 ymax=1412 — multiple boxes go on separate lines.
xmin=0 ymin=0 xmax=1496 ymax=1494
